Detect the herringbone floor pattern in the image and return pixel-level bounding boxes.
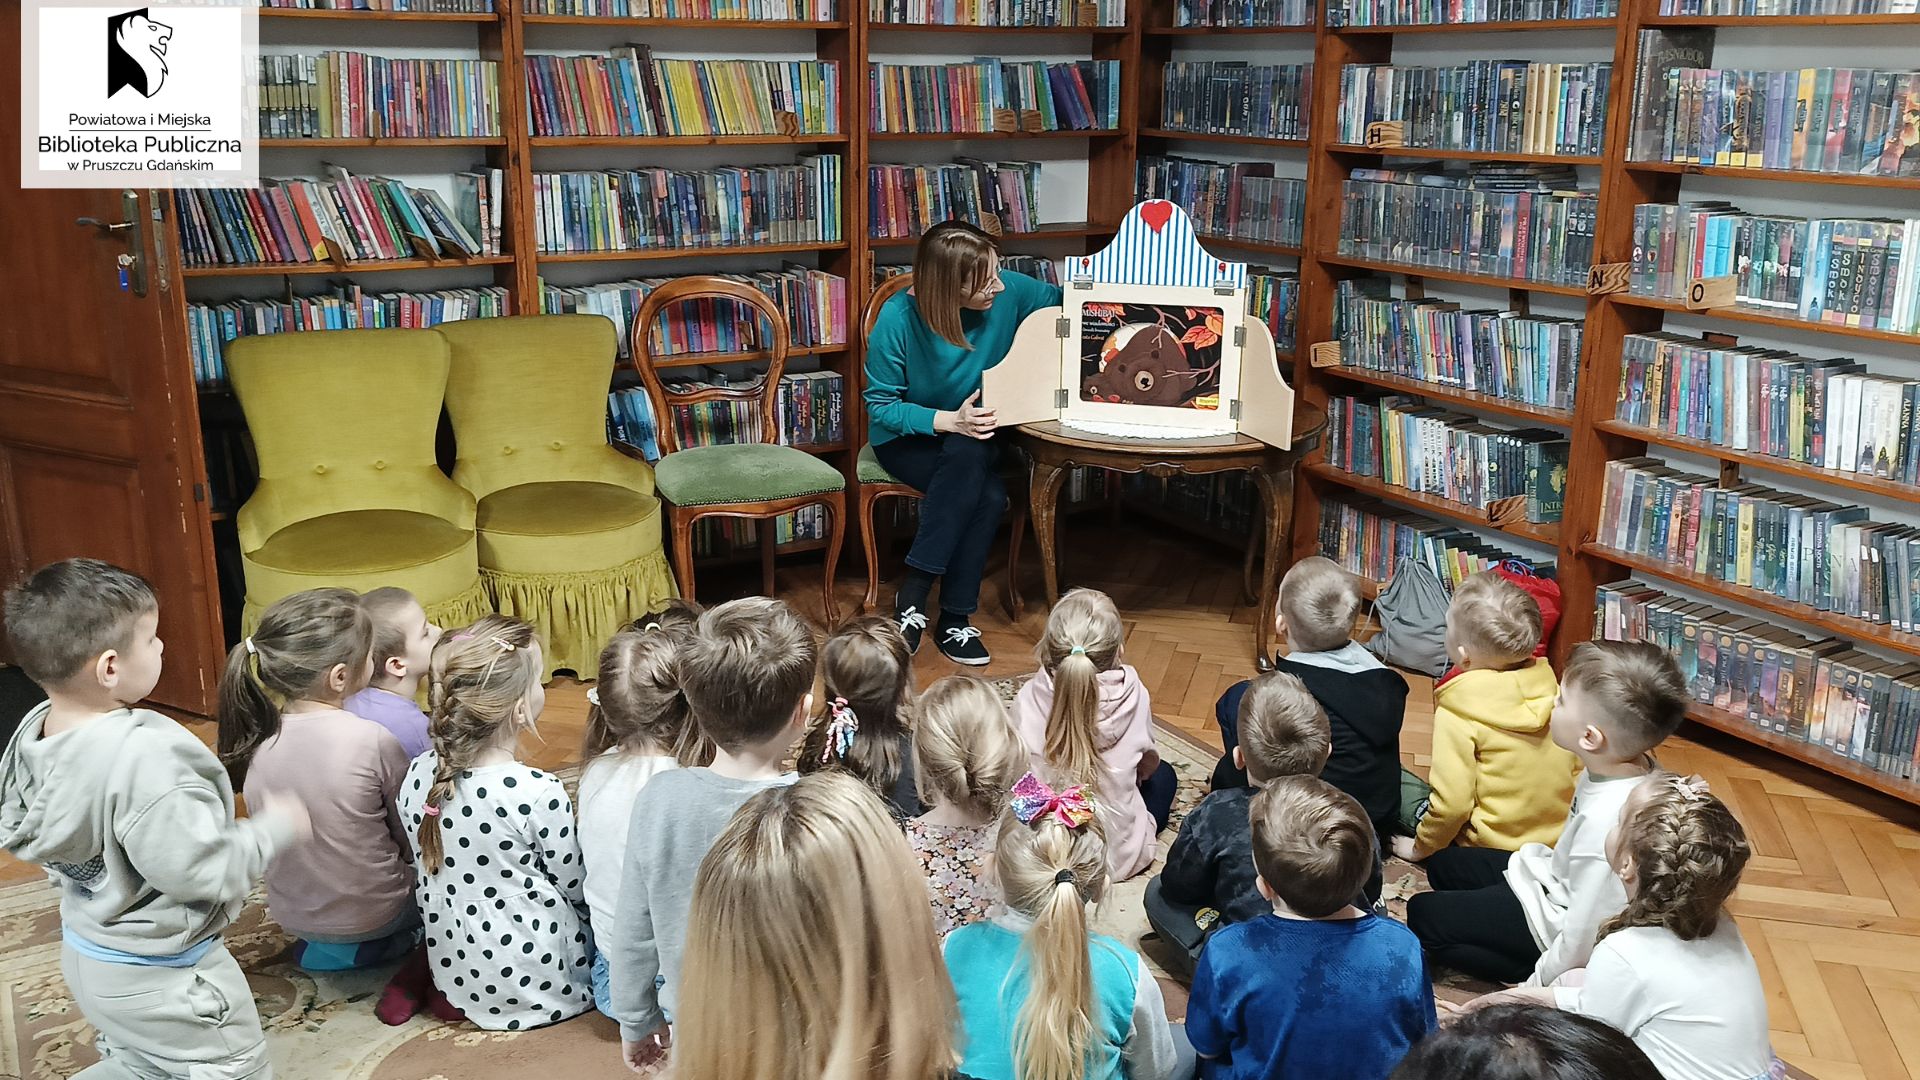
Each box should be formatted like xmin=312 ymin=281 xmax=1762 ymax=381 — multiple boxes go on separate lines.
xmin=6 ymin=520 xmax=1917 ymax=1077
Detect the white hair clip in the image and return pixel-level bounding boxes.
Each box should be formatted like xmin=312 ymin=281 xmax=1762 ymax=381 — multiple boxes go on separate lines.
xmin=586 ymin=687 xmax=600 ymax=707
xmin=243 ymin=637 xmax=257 ymax=656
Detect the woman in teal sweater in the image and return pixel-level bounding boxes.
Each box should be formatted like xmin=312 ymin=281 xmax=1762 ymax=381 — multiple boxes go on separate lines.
xmin=864 ymin=221 xmax=1061 ymax=666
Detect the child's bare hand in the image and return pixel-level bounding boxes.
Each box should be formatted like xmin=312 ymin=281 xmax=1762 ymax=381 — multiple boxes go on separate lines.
xmin=1389 ymin=835 xmax=1420 ymax=863
xmin=254 ymin=791 xmax=312 ymax=842
xmin=623 ymin=1024 xmax=672 ymax=1073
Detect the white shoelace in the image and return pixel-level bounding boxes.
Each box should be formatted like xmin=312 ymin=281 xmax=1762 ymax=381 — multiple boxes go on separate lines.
xmin=943 ymin=625 xmax=982 ymax=645
xmin=899 ymin=607 xmax=928 ymax=631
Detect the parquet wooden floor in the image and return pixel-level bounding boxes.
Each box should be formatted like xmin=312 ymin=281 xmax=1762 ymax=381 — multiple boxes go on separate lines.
xmin=7 ymin=518 xmax=1919 ymax=1078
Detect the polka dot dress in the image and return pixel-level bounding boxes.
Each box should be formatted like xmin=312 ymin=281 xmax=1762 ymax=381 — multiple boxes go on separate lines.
xmin=398 ymin=753 xmax=592 ymax=1031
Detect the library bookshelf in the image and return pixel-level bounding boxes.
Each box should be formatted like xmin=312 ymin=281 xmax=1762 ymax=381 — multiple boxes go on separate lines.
xmin=161 ymin=0 xmax=1920 ymax=808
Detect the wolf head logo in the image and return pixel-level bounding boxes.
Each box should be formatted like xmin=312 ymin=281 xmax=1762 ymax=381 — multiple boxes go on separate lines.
xmin=107 ymin=8 xmax=172 ymax=99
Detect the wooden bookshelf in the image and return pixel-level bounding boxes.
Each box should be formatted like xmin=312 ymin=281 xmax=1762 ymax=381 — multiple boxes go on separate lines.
xmin=1145 ymin=23 xmax=1315 ymax=32
xmin=1328 ymin=143 xmax=1604 ymax=165
xmin=1138 ymin=128 xmax=1310 ymax=148
xmin=1330 ymin=16 xmax=1617 ymax=31
xmin=519 ymin=14 xmax=847 ymax=26
xmin=1317 ymin=254 xmax=1593 ymax=296
xmin=258 ymin=7 xmax=499 ymax=19
xmin=534 ymin=241 xmax=852 ymax=264
xmin=181 ymin=255 xmax=516 ymax=277
xmin=1642 ymin=11 xmax=1920 ymax=25
xmin=1684 ymin=701 xmax=1920 ymax=807
xmin=868 ymin=21 xmax=1131 ymax=32
xmin=1593 ymin=419 xmax=1920 ymax=503
xmin=1608 ymin=293 xmax=1920 ymax=348
xmin=1306 ymin=461 xmax=1564 ymax=547
xmin=260 ymin=137 xmax=509 ymax=147
xmin=1194 ymin=234 xmax=1303 ymax=259
xmin=868 ymin=129 xmax=1123 ymax=141
xmin=528 ymin=133 xmax=849 ymax=147
xmin=1325 ymin=366 xmax=1577 ymax=426
xmin=1621 ymin=160 xmax=1920 ymax=191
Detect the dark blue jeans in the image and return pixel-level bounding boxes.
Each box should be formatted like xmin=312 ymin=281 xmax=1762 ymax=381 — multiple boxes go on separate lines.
xmin=872 ymin=432 xmax=1005 ymax=616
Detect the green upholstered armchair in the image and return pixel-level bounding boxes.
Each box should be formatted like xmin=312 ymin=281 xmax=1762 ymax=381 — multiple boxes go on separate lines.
xmin=226 ymin=328 xmax=491 ymax=633
xmin=437 ymin=315 xmax=675 ymax=678
xmin=632 ymin=277 xmax=846 ymax=624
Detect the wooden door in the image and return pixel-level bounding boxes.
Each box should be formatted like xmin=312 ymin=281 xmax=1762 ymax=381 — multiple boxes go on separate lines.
xmin=0 ymin=12 xmax=224 ymax=715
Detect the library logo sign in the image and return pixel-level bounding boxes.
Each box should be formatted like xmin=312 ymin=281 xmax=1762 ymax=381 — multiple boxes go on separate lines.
xmin=21 ymin=0 xmax=257 ymax=188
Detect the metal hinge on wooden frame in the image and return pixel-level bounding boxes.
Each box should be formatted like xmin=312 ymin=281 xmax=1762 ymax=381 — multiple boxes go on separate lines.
xmin=1233 ymin=325 xmax=1246 ymax=347
xmin=1055 ymin=316 xmax=1072 ymax=338
xmin=1055 ymin=389 xmax=1070 ymax=408
xmin=1229 ymin=400 xmax=1242 ymax=419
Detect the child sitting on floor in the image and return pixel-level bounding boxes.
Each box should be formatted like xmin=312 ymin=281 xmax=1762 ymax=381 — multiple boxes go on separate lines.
xmin=1149 ymin=671 xmax=1331 ymax=975
xmin=799 ymin=615 xmax=923 ymax=817
xmin=903 ymin=674 xmax=1028 ymax=937
xmin=672 ymin=772 xmax=959 ymax=1080
xmin=946 ymin=772 xmax=1190 ymax=1080
xmin=1407 ymin=640 xmax=1688 ymax=987
xmin=1211 ymin=557 xmax=1410 ymax=853
xmin=609 ymin=597 xmax=815 ymax=1072
xmin=218 ymin=589 xmax=424 ymax=1004
xmin=399 ymin=618 xmax=593 ymax=1031
xmin=1186 ymin=775 xmax=1435 ymax=1080
xmin=1396 ymin=570 xmax=1574 ymax=864
xmin=344 ymin=586 xmax=441 ymax=759
xmin=1388 ymin=1004 xmax=1663 ymax=1080
xmin=1011 ymin=587 xmax=1173 ymax=882
xmin=577 ymin=609 xmax=708 ymax=1017
xmin=1 ymin=559 xmax=307 ymax=1080
xmin=1465 ymin=775 xmax=1775 ymax=1080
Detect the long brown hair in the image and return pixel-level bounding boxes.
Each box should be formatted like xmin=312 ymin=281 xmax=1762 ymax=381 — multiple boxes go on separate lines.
xmin=582 ymin=610 xmax=710 ymax=766
xmin=1033 ymin=588 xmax=1124 ymax=789
xmin=995 ymin=782 xmax=1109 ymax=1080
xmin=675 ymin=773 xmax=958 ymax=1080
xmin=913 ymin=675 xmax=1026 ymax=820
xmin=416 ymin=616 xmax=541 ymax=875
xmin=799 ymin=617 xmax=913 ymax=800
xmin=912 ymin=221 xmax=1000 ymax=349
xmin=1598 ymin=774 xmax=1750 ymax=943
xmin=218 ymin=588 xmax=372 ymax=787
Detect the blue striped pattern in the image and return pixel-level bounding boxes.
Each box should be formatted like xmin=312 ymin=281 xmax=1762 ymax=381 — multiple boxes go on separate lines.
xmin=1073 ymin=201 xmax=1247 ymax=290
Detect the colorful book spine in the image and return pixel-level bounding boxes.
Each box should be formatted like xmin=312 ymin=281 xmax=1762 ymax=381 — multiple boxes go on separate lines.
xmin=261 ymin=0 xmax=496 ymax=13
xmin=544 ymin=269 xmax=848 ymax=360
xmin=608 ymin=370 xmax=846 ymax=459
xmin=869 ymin=0 xmax=1124 ymax=26
xmin=1137 ymin=156 xmax=1305 ymax=248
xmin=1318 ymin=495 xmax=1553 ymax=590
xmin=1171 ymin=0 xmax=1311 ymax=25
xmin=1326 ymin=392 xmax=1572 ymax=520
xmin=1657 ymin=0 xmax=1917 ymax=17
xmin=531 ymin=156 xmax=843 ymax=252
xmin=868 ymin=60 xmax=1120 ymax=134
xmin=1326 ymin=0 xmax=1615 ymax=26
xmin=1337 ymin=62 xmax=1612 ymax=156
xmin=1159 ymin=62 xmax=1311 ymax=141
xmin=258 ymin=53 xmax=501 ymax=139
xmin=1339 ymin=169 xmax=1597 ymax=286
xmin=173 ymin=168 xmax=504 ymax=267
xmin=1631 ymin=67 xmax=1920 ymax=177
xmin=523 ymin=0 xmax=836 ymax=18
xmin=1249 ymin=269 xmax=1301 ymax=354
xmin=1334 ymin=280 xmax=1582 ymax=411
xmin=877 ymin=257 xmax=1059 ymax=284
xmin=188 ymin=286 xmax=511 ymax=386
xmin=525 ymin=54 xmax=839 ymax=138
xmin=868 ymin=160 xmax=1042 ymax=239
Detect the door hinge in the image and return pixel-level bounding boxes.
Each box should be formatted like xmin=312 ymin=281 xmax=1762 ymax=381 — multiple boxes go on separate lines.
xmin=1229 ymin=399 xmax=1242 ymax=419
xmin=1070 ymin=279 xmax=1094 ymax=290
xmin=1233 ymin=324 xmax=1246 ymax=347
xmin=1213 ymin=283 xmax=1237 ymax=296
xmin=1055 ymin=316 xmax=1071 ymax=338
xmin=1055 ymin=388 xmax=1069 ymax=408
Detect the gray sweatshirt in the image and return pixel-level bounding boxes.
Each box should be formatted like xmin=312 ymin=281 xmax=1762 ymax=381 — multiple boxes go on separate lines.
xmin=0 ymin=703 xmax=294 ymax=956
xmin=608 ymin=767 xmax=794 ymax=1042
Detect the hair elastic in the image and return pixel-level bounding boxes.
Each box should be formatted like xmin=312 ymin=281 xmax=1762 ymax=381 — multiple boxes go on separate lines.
xmin=1068 ymin=645 xmax=1087 ymax=656
xmin=243 ymin=637 xmax=257 ymax=656
xmin=1053 ymin=869 xmax=1075 ymax=885
xmin=422 ymin=804 xmax=441 ymax=817
xmin=822 ymin=696 xmax=859 ymax=762
xmin=586 ymin=687 xmax=601 ymax=707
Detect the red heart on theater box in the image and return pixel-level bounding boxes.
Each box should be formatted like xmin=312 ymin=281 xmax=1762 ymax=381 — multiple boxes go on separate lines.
xmin=1140 ymin=201 xmax=1174 ymax=233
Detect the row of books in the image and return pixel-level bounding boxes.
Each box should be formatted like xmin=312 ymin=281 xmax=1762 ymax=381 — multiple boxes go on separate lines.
xmin=1336 ymin=62 xmax=1612 ymax=157
xmin=869 ymin=160 xmax=1041 ymax=239
xmin=541 ymin=269 xmax=848 ymax=361
xmin=175 ymin=169 xmax=503 ymax=268
xmin=1170 ymin=0 xmax=1312 ymax=25
xmin=1598 ymin=458 xmax=1910 ymax=625
xmin=689 ymin=506 xmax=835 ymax=556
xmin=1634 ymin=64 xmax=1920 ymax=177
xmin=607 ymin=370 xmax=846 ymax=462
xmin=530 ymin=157 xmax=842 ymax=253
xmin=1656 ymin=0 xmax=1917 ymax=15
xmin=521 ymin=0 xmax=835 ymax=16
xmin=1327 ymin=393 xmax=1571 ymax=521
xmin=869 ymin=0 xmax=1125 ymax=24
xmin=1332 ymin=280 xmax=1583 ymax=412
xmin=1627 ymin=204 xmax=1920 ymax=335
xmin=187 ymin=286 xmax=511 ymax=386
xmin=868 ymin=60 xmax=1120 ymax=134
xmin=1326 ymin=0 xmax=1615 ymax=24
xmin=1595 ymin=581 xmax=1920 ymax=778
xmin=1317 ymin=495 xmax=1553 ymax=591
xmin=1158 ymin=62 xmax=1311 ymax=142
xmin=877 ymin=257 xmax=1060 ymax=285
xmin=525 ymin=52 xmax=839 ymax=138
xmin=1339 ymin=168 xmax=1597 ymax=286
xmin=1136 ymin=157 xmax=1306 ymax=250
xmin=1250 ymin=269 xmax=1301 ymax=354
xmin=1617 ymin=332 xmax=1920 ymax=484
xmin=258 ymin=53 xmax=500 ymax=140
xmin=261 ymin=0 xmax=495 ymax=9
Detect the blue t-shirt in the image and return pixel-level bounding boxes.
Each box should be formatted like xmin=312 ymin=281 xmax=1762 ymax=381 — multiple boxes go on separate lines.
xmin=1187 ymin=913 xmax=1436 ymax=1080
xmin=944 ymin=918 xmax=1140 ymax=1080
xmin=862 ymin=270 xmax=1063 ymax=445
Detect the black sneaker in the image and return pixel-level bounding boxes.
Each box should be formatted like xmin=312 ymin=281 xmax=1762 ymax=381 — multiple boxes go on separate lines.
xmin=896 ymin=603 xmax=928 ymax=655
xmin=937 ymin=620 xmax=991 ymax=667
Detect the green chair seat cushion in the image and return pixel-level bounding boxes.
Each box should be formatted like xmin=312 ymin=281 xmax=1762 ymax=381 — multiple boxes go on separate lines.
xmin=653 ymin=444 xmax=845 ymax=507
xmin=250 ymin=509 xmax=472 ymax=574
xmin=478 ymin=481 xmax=659 ymax=537
xmin=858 ymin=443 xmax=906 ymax=485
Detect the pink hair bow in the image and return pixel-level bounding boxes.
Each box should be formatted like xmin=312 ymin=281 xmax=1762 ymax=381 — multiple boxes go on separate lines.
xmin=1010 ymin=772 xmax=1095 ymax=829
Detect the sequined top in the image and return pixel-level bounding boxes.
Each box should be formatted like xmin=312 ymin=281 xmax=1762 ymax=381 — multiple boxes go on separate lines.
xmin=902 ymin=817 xmax=999 ymax=938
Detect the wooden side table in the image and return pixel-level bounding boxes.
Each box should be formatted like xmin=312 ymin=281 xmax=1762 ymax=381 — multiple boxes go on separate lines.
xmin=1009 ymin=403 xmax=1328 ymax=667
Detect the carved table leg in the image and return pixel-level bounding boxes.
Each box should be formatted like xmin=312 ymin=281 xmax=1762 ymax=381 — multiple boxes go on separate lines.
xmin=1242 ymin=522 xmax=1260 ymax=607
xmin=1028 ymin=457 xmax=1069 ymax=608
xmin=1251 ymin=463 xmax=1297 ymax=671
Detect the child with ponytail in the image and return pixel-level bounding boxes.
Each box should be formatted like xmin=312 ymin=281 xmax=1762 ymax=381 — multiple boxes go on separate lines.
xmin=398 ymin=617 xmax=594 ymax=1031
xmin=945 ymin=772 xmax=1190 ymax=1080
xmin=798 ymin=615 xmax=922 ymax=816
xmin=218 ymin=589 xmax=424 ymax=981
xmin=906 ymin=675 xmax=1027 ymax=936
xmin=1010 ymin=588 xmax=1173 ymax=881
xmin=577 ymin=604 xmax=708 ymax=1015
xmin=1464 ymin=775 xmax=1775 ymax=1080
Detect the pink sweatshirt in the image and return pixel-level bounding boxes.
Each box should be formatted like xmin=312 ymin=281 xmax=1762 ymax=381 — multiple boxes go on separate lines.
xmin=1010 ymin=664 xmax=1159 ymax=881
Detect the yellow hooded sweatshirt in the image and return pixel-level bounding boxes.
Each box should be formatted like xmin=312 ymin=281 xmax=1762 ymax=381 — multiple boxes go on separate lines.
xmin=1412 ymin=657 xmax=1578 ymax=859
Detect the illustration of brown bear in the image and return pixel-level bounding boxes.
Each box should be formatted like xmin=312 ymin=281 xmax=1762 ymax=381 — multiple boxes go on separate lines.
xmin=1082 ymin=324 xmax=1203 ymax=407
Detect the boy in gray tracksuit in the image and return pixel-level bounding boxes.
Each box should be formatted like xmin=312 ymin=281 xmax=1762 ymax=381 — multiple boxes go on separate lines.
xmin=0 ymin=559 xmax=308 ymax=1080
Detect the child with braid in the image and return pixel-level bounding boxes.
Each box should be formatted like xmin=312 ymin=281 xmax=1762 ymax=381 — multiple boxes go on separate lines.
xmin=798 ymin=616 xmax=922 ymax=817
xmin=398 ymin=617 xmax=593 ymax=1031
xmin=1462 ymin=776 xmax=1774 ymax=1080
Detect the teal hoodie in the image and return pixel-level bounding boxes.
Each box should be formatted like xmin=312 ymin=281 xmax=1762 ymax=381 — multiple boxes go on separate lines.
xmin=863 ymin=270 xmax=1063 ymax=444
